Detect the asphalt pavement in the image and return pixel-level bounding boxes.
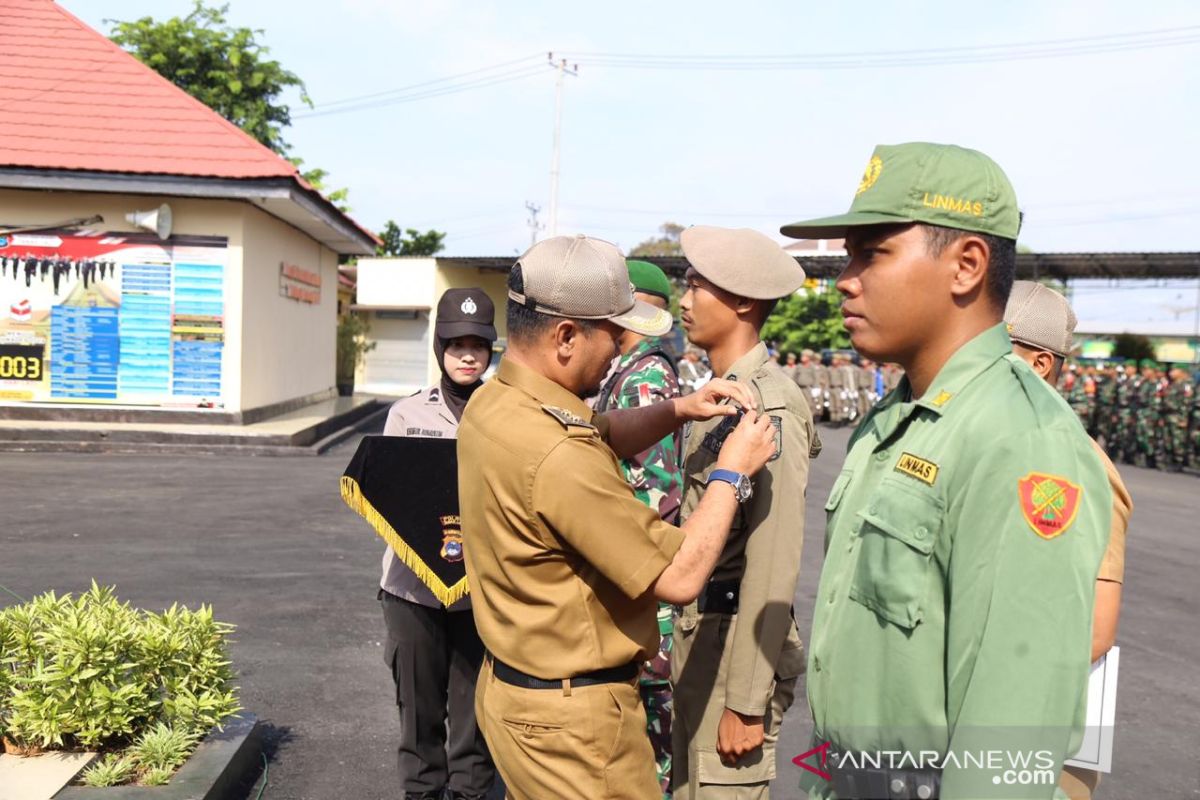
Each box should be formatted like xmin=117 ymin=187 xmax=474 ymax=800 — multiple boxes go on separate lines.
xmin=2 ymin=423 xmax=1197 ymax=799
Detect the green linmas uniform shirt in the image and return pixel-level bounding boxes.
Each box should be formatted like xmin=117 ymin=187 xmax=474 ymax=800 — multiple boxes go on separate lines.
xmin=804 ymin=324 xmax=1112 ymax=799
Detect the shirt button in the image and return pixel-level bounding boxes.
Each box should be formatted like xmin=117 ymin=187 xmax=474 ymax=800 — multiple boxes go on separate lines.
xmin=891 ymin=779 xmax=907 ymax=794
xmin=915 ymin=526 xmax=928 ymax=540
xmin=813 ymin=657 xmax=821 ymax=672
xmin=827 ymin=593 xmax=836 ymax=605
xmin=868 ymin=502 xmax=879 ymax=514
xmin=874 ymin=450 xmax=889 ymax=462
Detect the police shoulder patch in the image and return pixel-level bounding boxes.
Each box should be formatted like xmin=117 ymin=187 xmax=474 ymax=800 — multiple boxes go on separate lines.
xmin=894 ymin=452 xmax=938 ymax=485
xmin=1017 ymin=472 xmax=1082 ymax=540
xmin=541 ymin=404 xmax=595 ymax=430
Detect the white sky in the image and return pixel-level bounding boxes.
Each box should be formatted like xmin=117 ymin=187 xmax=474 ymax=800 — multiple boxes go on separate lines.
xmin=66 ymin=0 xmax=1200 ymax=332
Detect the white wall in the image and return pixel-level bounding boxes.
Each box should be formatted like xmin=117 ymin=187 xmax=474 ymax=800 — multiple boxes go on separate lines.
xmin=238 ymin=204 xmax=339 ymax=410
xmin=356 ymin=258 xmax=437 ymax=309
xmin=358 ymin=314 xmax=429 ymax=396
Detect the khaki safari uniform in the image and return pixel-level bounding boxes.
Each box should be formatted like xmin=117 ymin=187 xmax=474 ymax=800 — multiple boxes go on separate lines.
xmin=1059 ymin=439 xmax=1132 ymax=800
xmin=673 ymin=342 xmax=820 ymax=799
xmin=458 ymin=358 xmax=687 ymax=800
xmin=803 ymin=325 xmax=1112 ymax=799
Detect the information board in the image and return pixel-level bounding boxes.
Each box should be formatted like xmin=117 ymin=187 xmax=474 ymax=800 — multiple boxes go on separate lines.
xmin=0 ymin=230 xmax=228 ymax=408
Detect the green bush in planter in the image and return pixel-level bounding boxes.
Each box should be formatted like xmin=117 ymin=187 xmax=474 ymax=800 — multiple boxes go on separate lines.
xmin=0 ymin=582 xmax=241 ymax=752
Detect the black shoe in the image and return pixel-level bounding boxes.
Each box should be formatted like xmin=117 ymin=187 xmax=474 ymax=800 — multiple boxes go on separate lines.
xmin=404 ymin=792 xmax=443 ymax=800
xmin=444 ymin=792 xmax=486 ymax=800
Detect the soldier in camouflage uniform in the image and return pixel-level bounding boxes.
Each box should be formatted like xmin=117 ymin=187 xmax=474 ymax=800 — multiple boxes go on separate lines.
xmin=1114 ymin=360 xmax=1140 ymax=463
xmin=1190 ymin=369 xmax=1200 ymax=470
xmin=1095 ymin=364 xmax=1119 ymax=452
xmin=1161 ymin=366 xmax=1194 ymax=472
xmin=1063 ymin=363 xmax=1090 ymax=429
xmin=593 ymin=259 xmax=682 ymax=799
xmin=1134 ymin=360 xmax=1162 ymax=467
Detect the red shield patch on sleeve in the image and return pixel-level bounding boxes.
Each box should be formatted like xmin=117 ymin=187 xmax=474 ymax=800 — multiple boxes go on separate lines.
xmin=1017 ymin=472 xmax=1083 ymax=539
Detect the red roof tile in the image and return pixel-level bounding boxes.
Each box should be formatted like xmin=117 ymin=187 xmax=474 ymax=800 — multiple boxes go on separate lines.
xmin=0 ymin=0 xmax=300 ymax=180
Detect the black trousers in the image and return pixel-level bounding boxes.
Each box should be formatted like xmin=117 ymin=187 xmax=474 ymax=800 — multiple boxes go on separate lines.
xmin=380 ymin=590 xmax=495 ymax=797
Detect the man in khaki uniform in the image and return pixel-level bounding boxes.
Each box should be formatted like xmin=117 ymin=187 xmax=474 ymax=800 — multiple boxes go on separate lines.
xmin=826 ymin=355 xmax=846 ymax=424
xmin=458 ymin=234 xmax=780 ymax=800
xmin=793 ymin=350 xmax=821 ymax=421
xmin=1003 ymin=281 xmax=1133 ymax=800
xmin=673 ymin=226 xmax=820 ymax=799
xmin=812 ymin=355 xmax=831 ymax=423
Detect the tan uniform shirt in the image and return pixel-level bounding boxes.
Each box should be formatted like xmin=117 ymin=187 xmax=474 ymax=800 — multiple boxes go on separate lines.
xmin=1092 ymin=439 xmax=1132 ymax=583
xmin=458 ymin=358 xmax=686 ymax=679
xmin=380 ymin=385 xmax=471 ymax=610
xmin=679 ymin=342 xmax=819 ymax=715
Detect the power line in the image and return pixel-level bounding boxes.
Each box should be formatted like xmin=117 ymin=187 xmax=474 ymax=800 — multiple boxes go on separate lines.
xmin=295 ymin=58 xmax=547 ymax=118
xmin=566 ymin=25 xmax=1200 ymax=70
xmin=310 ymin=53 xmax=543 ymax=109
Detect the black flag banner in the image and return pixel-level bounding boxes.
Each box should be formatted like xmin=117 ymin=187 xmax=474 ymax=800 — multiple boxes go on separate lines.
xmin=340 ymin=435 xmax=468 ymax=606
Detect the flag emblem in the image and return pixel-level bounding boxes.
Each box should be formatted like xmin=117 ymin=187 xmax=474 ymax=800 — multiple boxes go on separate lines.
xmin=1017 ymin=472 xmax=1082 ymax=539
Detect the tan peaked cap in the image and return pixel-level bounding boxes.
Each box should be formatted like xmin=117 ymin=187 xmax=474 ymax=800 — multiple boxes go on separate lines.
xmin=680 ymin=225 xmax=805 ymax=300
xmin=510 ymin=234 xmax=672 ymax=337
xmin=1003 ymin=280 xmax=1076 ymax=358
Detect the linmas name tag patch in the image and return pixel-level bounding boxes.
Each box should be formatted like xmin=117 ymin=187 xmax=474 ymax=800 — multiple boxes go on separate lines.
xmin=894 ymin=452 xmax=938 ymax=486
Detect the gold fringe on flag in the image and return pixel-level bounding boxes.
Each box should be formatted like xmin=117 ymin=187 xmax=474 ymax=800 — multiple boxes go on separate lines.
xmin=340 ymin=475 xmax=470 ymax=607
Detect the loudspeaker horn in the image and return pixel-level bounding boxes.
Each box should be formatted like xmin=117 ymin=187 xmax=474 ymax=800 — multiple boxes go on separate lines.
xmin=125 ymin=203 xmax=173 ymax=240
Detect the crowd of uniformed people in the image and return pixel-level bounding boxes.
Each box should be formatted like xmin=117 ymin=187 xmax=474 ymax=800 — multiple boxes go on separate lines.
xmin=1059 ymin=360 xmax=1199 ymax=472
xmin=366 ymin=142 xmax=1143 ymax=800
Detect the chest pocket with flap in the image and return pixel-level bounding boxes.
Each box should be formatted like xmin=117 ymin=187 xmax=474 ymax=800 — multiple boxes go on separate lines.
xmin=848 ymin=479 xmax=943 ymax=630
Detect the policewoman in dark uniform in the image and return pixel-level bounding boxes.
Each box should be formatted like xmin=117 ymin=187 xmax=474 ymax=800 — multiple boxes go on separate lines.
xmin=380 ymin=288 xmax=497 ymax=800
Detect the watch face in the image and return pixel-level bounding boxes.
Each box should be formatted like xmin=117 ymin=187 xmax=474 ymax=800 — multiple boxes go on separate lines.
xmin=735 ymin=475 xmax=753 ymax=502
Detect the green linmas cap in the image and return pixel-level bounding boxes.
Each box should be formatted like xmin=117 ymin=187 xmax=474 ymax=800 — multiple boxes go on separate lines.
xmin=625 ymin=259 xmax=673 ymax=302
xmin=781 ymin=142 xmax=1021 ymax=241
xmin=1139 ymin=358 xmax=1159 ymax=369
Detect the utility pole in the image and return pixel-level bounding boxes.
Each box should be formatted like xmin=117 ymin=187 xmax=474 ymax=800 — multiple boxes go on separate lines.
xmin=524 ymin=201 xmax=544 ymax=248
xmin=547 ymin=53 xmax=578 ymax=238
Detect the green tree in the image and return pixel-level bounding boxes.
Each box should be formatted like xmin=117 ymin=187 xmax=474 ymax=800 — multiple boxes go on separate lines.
xmin=630 ymin=222 xmax=684 ymax=257
xmin=1110 ymin=332 xmax=1156 ymax=363
xmin=108 ymin=2 xmax=349 ymax=210
xmin=376 ymin=221 xmax=447 ymax=257
xmin=761 ymin=286 xmax=850 ymax=354
xmin=108 ymin=2 xmax=304 ymax=155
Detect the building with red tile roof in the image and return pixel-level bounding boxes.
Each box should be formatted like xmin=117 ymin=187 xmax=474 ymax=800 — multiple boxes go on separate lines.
xmin=0 ymin=0 xmax=380 ymax=419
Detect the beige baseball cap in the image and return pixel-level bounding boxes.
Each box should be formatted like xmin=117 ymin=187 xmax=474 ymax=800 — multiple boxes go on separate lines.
xmin=1003 ymin=280 xmax=1076 ymax=358
xmin=509 ymin=234 xmax=673 ymax=337
xmin=680 ymin=225 xmax=805 ymax=300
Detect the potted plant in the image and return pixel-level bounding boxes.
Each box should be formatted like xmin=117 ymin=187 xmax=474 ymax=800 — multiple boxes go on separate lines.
xmin=0 ymin=583 xmax=242 ymax=788
xmin=336 ymin=312 xmax=376 ymax=397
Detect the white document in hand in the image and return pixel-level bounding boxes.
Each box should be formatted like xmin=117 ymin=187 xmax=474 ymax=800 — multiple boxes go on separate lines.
xmin=1065 ymin=646 xmax=1120 ymax=773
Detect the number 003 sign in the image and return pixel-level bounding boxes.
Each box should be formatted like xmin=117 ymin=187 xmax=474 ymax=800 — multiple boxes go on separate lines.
xmin=0 ymin=344 xmax=45 ymax=381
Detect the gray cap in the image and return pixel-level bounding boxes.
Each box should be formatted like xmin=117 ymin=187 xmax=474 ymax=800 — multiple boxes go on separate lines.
xmin=680 ymin=225 xmax=805 ymax=299
xmin=509 ymin=235 xmax=672 ymax=337
xmin=1003 ymin=280 xmax=1076 ymax=358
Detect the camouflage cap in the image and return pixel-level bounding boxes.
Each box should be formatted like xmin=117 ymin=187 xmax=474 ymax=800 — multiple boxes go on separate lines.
xmin=1003 ymin=280 xmax=1075 ymax=358
xmin=781 ymin=142 xmax=1021 ymax=241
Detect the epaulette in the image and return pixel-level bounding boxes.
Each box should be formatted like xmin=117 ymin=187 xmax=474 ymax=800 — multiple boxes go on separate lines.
xmin=751 ymin=368 xmax=788 ymax=411
xmin=541 ymin=404 xmax=597 ymax=434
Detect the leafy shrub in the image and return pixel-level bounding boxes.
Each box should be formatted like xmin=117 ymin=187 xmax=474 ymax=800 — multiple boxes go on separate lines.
xmin=129 ymin=722 xmax=199 ymax=771
xmin=0 ymin=583 xmax=240 ymax=756
xmin=139 ymin=765 xmax=174 ymax=786
xmin=81 ymin=754 xmax=138 ymax=787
